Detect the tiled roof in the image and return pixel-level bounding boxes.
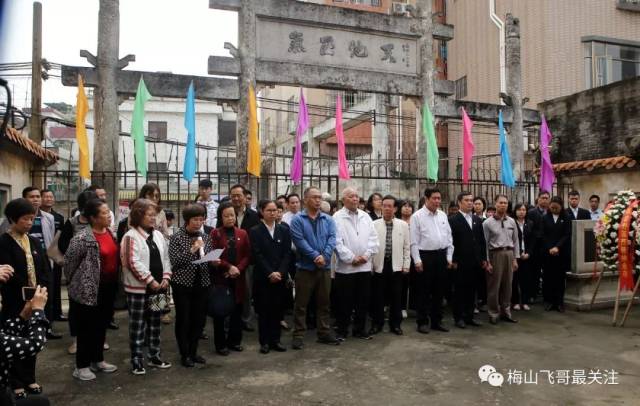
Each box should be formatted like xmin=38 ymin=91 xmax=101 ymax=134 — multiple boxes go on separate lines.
xmin=2 ymin=126 xmax=59 ymax=163
xmin=553 ymin=156 xmax=637 ymax=173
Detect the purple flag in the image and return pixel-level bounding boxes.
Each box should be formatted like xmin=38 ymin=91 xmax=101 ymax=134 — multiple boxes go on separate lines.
xmin=539 ymin=115 xmax=556 ymax=193
xmin=290 ymin=88 xmax=309 ymax=183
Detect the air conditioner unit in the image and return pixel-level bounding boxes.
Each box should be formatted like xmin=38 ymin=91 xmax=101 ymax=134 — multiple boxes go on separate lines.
xmin=392 ymin=2 xmax=407 ymax=15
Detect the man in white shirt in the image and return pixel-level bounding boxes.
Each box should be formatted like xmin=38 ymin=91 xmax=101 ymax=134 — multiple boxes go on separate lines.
xmin=410 ymin=188 xmax=454 ymax=334
xmin=281 ymin=193 xmax=301 ymax=225
xmin=195 ymin=179 xmax=219 ymax=228
xmin=370 ymin=195 xmax=411 ymax=336
xmin=589 ymin=194 xmax=603 ymax=221
xmin=333 ymin=187 xmax=379 ymax=341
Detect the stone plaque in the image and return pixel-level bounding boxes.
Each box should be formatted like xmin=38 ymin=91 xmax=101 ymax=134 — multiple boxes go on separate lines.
xmin=571 ymin=220 xmax=602 ymax=274
xmin=256 ymin=18 xmax=419 ymax=76
xmin=583 ymin=229 xmax=597 ymax=263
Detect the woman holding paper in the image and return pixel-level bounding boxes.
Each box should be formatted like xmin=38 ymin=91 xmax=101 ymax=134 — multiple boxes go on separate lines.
xmin=168 ymin=204 xmax=213 ymax=368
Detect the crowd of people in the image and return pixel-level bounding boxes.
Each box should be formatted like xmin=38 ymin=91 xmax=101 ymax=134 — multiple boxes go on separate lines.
xmin=0 ymin=179 xmax=606 ymax=403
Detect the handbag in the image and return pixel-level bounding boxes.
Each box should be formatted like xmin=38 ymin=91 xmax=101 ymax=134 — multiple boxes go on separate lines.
xmin=207 ymin=285 xmax=234 ymax=318
xmin=147 ymin=292 xmax=170 ymax=313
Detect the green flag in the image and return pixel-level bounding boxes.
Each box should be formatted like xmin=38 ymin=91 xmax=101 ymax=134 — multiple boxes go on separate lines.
xmin=131 ymin=77 xmax=152 ymax=176
xmin=422 ymin=101 xmax=439 ymax=181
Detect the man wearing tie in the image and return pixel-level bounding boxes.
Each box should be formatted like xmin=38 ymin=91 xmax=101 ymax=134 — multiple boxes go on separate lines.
xmin=410 ymin=188 xmax=454 ymax=333
xmin=566 ymin=191 xmax=591 ymax=221
xmin=449 ymin=192 xmax=486 ymax=329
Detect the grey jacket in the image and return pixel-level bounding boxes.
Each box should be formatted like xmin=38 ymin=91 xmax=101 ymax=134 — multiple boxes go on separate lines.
xmin=63 ymin=227 xmax=113 ymax=306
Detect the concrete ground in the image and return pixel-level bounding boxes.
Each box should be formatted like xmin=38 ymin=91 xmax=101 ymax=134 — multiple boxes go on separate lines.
xmin=37 ymin=304 xmax=640 ymax=406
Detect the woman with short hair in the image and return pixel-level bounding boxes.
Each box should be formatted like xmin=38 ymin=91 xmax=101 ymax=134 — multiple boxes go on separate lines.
xmin=169 ymin=204 xmax=212 ymax=367
xmin=121 ymin=199 xmax=172 ymax=375
xmin=0 ymin=198 xmax=50 ymax=399
xmin=63 ymin=199 xmax=119 ymax=381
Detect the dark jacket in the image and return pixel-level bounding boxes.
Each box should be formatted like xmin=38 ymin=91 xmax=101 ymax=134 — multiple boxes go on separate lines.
xmin=210 ymin=226 xmax=251 ymax=304
xmin=58 ymin=216 xmax=90 ymax=254
xmin=515 ymin=219 xmax=536 ymax=256
xmin=527 ymin=206 xmax=546 ymax=241
xmin=449 ymin=212 xmax=487 ymax=269
xmin=565 ymin=207 xmax=591 ymax=221
xmin=541 ymin=212 xmax=572 ymax=267
xmin=0 ymin=233 xmax=50 ymax=319
xmin=249 ymin=222 xmax=291 ymax=286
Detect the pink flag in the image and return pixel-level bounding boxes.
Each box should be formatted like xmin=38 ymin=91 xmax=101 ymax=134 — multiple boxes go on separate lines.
xmin=461 ymin=107 xmax=474 ymax=184
xmin=289 ymin=88 xmax=308 ymax=183
xmin=539 ymin=115 xmax=556 ymax=193
xmin=336 ymin=96 xmax=351 ymax=180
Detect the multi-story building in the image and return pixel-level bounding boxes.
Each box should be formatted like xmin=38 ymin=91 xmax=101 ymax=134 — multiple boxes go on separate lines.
xmin=445 ymin=0 xmax=640 ymax=179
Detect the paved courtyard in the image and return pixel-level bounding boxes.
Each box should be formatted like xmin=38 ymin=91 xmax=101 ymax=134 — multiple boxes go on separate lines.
xmin=37 ymin=303 xmax=640 ymax=406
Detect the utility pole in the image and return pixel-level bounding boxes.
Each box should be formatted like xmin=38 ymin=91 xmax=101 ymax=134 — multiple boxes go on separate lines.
xmin=235 ymin=0 xmax=257 ymax=178
xmin=416 ymin=0 xmax=435 ymax=184
xmin=93 ymin=0 xmax=121 ymax=208
xmin=29 ymin=1 xmax=42 ymax=144
xmin=505 ymin=13 xmax=524 ymax=181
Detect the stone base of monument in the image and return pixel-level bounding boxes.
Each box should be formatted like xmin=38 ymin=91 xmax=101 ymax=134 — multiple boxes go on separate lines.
xmin=568 ymin=220 xmax=639 ymax=311
xmin=565 ymin=271 xmax=638 ymax=311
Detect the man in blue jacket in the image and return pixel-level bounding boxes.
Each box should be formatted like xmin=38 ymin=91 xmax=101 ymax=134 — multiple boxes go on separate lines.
xmin=289 ymin=186 xmax=339 ymax=350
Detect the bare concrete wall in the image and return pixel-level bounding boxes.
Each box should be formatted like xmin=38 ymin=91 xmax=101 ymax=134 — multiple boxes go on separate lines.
xmin=539 ymin=77 xmax=640 ymax=163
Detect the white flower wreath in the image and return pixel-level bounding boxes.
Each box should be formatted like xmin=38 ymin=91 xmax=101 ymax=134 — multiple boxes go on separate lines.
xmin=594 ymin=191 xmax=638 ymax=273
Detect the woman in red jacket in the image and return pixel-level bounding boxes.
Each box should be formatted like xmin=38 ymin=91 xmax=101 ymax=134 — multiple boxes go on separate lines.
xmin=210 ymin=202 xmax=251 ymax=356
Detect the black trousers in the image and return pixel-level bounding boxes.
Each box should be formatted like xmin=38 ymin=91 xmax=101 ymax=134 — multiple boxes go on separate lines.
xmin=543 ymin=254 xmax=567 ymax=306
xmin=415 ymin=249 xmax=447 ymax=327
xmin=10 ymin=356 xmax=36 ymax=390
xmin=371 ymin=258 xmax=403 ymax=329
xmin=254 ymin=281 xmax=285 ymax=346
xmin=213 ymin=303 xmax=243 ymax=350
xmin=530 ymin=244 xmax=545 ymax=300
xmin=51 ymin=264 xmax=63 ymax=319
xmin=68 ymin=294 xmax=77 ymax=337
xmin=334 ymin=271 xmax=371 ymax=335
xmin=74 ymin=283 xmax=117 ymax=369
xmin=452 ymin=264 xmax=479 ymax=323
xmin=512 ymin=258 xmax=532 ymax=305
xmin=172 ymin=283 xmax=208 ymax=358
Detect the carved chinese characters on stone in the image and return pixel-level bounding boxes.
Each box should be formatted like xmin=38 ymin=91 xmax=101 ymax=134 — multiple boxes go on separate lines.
xmin=380 ymin=44 xmax=396 ymax=63
xmin=288 ymin=31 xmax=306 ymax=54
xmin=349 ymin=40 xmax=369 ymax=58
xmin=401 ymin=44 xmax=410 ymax=68
xmin=320 ymin=36 xmax=335 ymax=56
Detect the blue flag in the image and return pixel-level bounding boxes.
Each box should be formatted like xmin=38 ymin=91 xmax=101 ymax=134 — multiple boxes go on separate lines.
xmin=499 ymin=111 xmax=516 ymax=188
xmin=183 ymin=81 xmax=196 ymax=182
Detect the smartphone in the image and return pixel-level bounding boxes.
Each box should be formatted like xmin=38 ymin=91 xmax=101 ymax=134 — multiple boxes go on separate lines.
xmin=22 ymin=286 xmax=37 ymax=301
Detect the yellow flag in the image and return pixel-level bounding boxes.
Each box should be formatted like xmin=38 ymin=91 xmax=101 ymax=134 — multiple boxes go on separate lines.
xmin=247 ymin=84 xmax=261 ymax=177
xmin=75 ymin=75 xmax=90 ymax=180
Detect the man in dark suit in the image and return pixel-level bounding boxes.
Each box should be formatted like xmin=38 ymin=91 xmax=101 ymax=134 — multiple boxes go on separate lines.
xmin=527 ymin=191 xmax=550 ymax=302
xmin=565 ymin=190 xmax=591 ymax=221
xmin=449 ymin=191 xmax=487 ymax=328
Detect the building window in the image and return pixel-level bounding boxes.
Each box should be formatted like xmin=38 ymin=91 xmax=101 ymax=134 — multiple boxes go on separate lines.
xmin=217 ymin=157 xmax=235 ymax=173
xmin=148 ymin=162 xmax=168 ymax=172
xmin=455 ymin=76 xmax=467 ymax=100
xmin=583 ymin=38 xmax=640 ymax=88
xmin=148 ymin=121 xmax=167 ymax=141
xmin=218 ymin=120 xmax=236 ymax=146
xmin=370 ymin=0 xmax=382 ymax=6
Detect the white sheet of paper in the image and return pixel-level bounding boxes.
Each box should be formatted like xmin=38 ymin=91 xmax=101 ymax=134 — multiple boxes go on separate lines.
xmin=192 ymin=248 xmax=224 ymax=264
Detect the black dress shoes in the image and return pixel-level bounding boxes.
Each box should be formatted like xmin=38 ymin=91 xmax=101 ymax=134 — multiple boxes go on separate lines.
xmin=181 ymin=357 xmax=195 ymax=367
xmin=500 ymin=315 xmax=518 ymax=323
xmin=230 ymin=344 xmax=244 ymax=352
xmin=431 ymin=324 xmax=449 ymax=332
xmin=216 ymin=348 xmax=230 ymax=356
xmin=192 ymin=355 xmax=206 ymax=364
xmin=454 ymin=320 xmax=466 ymax=329
xmin=108 ymin=321 xmax=119 ymax=330
xmin=260 ymin=344 xmax=270 ymax=354
xmin=391 ymin=327 xmax=403 ymax=336
xmin=417 ymin=325 xmax=430 ymax=334
xmin=465 ymin=319 xmax=483 ymax=327
xmin=271 ymin=342 xmax=287 ymax=352
xmin=368 ymin=326 xmax=382 ymax=335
